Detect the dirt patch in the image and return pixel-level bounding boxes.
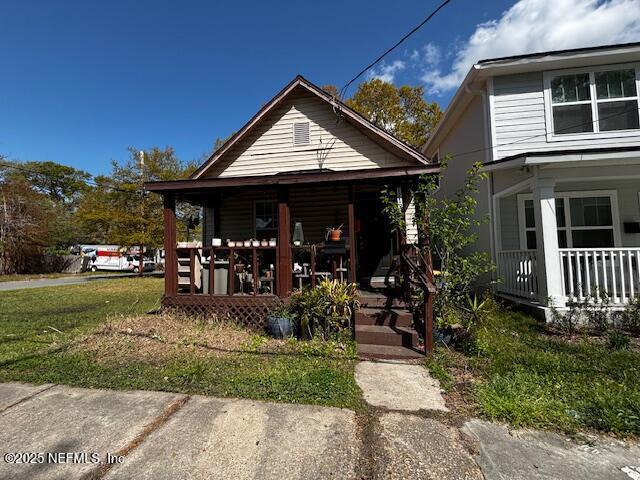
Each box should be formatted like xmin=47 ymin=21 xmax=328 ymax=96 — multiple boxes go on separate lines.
xmin=73 ymin=313 xmax=354 ymax=365
xmin=74 ymin=313 xmax=269 ymax=364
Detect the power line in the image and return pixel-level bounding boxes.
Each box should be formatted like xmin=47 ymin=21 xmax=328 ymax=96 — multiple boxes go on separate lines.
xmin=435 ymin=105 xmax=640 ymax=164
xmin=339 ymin=0 xmax=453 ymax=99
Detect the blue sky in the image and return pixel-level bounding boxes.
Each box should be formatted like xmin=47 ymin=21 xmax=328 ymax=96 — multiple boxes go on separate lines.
xmin=1 ymin=0 xmax=638 ymax=175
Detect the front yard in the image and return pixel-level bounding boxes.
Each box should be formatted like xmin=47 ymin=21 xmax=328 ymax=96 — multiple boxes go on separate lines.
xmin=0 ymin=278 xmax=362 ymax=410
xmin=2 ymin=278 xmax=639 ymax=436
xmin=428 ymin=308 xmax=640 ymax=436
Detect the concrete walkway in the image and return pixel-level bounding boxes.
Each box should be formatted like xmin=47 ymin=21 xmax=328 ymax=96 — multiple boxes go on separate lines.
xmin=0 ymin=380 xmax=638 ymax=479
xmin=0 ymin=272 xmax=161 ymax=292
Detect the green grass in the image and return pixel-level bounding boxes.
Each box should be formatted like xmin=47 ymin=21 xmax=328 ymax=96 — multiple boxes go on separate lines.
xmin=0 ymin=271 xmax=126 ymax=282
xmin=429 ymin=309 xmax=640 ymax=436
xmin=0 ymin=277 xmax=164 ymax=364
xmin=0 ymin=278 xmax=363 ymax=410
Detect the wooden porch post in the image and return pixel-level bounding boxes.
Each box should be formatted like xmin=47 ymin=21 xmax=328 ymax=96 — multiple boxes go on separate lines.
xmin=277 ymin=187 xmax=292 ymax=297
xmin=348 ymin=186 xmax=357 ymax=284
xmin=163 ymin=193 xmax=177 ymax=297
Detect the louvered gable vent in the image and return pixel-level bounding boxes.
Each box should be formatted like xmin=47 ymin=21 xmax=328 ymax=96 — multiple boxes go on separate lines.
xmin=293 ymin=122 xmax=310 ymax=146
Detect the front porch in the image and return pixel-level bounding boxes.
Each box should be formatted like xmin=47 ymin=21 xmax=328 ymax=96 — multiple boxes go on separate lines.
xmin=148 ymin=167 xmax=437 ymax=356
xmin=492 ymin=162 xmax=640 ymax=310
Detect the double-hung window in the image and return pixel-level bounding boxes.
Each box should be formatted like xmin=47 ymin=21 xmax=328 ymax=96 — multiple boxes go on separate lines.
xmin=545 ymin=65 xmax=640 ymax=138
xmin=518 ymin=192 xmax=619 ymax=250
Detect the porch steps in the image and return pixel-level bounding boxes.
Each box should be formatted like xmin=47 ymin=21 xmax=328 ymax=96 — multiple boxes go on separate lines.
xmin=354 ymin=296 xmax=422 ymax=359
xmin=355 ymin=308 xmax=413 ymax=327
xmin=355 ymin=324 xmax=418 ymax=347
xmin=357 ymin=343 xmax=424 ymax=360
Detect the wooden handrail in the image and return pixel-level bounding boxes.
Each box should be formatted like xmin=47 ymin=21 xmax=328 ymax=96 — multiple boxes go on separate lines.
xmin=399 ymin=247 xmax=436 ymax=356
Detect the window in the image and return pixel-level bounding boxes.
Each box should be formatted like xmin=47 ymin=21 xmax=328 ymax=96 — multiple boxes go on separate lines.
xmin=523 ymin=198 xmax=567 ymax=249
xmin=519 ymin=192 xmax=618 ymax=250
xmin=255 ymin=201 xmax=278 ymax=239
xmin=293 ymin=122 xmax=310 ymax=146
xmin=546 ymin=66 xmax=640 ymax=137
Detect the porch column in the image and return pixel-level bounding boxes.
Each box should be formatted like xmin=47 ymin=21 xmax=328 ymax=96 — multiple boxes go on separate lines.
xmin=163 ymin=193 xmax=177 ymax=297
xmin=277 ymin=187 xmax=292 ymax=297
xmin=532 ymin=178 xmax=565 ymax=307
xmin=348 ymin=186 xmax=357 ymax=284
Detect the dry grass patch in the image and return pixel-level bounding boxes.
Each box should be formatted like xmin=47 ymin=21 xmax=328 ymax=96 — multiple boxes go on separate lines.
xmin=76 ymin=313 xmax=259 ymax=364
xmin=75 ymin=312 xmax=356 ymax=365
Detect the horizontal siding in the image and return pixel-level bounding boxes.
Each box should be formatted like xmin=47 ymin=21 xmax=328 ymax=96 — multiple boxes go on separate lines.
xmin=204 ymin=187 xmax=350 ymax=245
xmin=493 ymin=71 xmax=640 ymax=159
xmin=405 ymin=199 xmax=418 ymax=244
xmin=205 ymin=89 xmax=412 ymax=177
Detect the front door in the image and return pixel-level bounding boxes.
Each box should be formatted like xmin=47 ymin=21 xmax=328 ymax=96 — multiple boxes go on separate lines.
xmin=355 ymin=191 xmax=395 ymax=290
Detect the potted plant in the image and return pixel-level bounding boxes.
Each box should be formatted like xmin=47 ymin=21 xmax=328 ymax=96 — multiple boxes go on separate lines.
xmin=327 ymin=224 xmax=343 ymax=241
xmin=318 ymin=279 xmax=359 ymax=331
xmin=267 ymin=303 xmax=294 ymax=339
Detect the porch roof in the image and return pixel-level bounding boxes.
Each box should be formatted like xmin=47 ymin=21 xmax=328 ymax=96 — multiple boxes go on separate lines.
xmin=144 ymin=165 xmax=439 ymax=195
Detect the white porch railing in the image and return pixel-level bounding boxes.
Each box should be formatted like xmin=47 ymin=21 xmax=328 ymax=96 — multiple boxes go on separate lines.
xmin=497 ymin=250 xmax=539 ymax=300
xmin=560 ymin=248 xmax=640 ymax=305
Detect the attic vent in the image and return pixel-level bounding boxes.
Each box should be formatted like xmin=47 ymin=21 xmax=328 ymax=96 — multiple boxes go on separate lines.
xmin=293 ymin=122 xmax=310 ymax=146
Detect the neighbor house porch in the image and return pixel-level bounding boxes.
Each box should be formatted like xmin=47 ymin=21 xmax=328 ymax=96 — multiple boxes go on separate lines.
xmin=492 ymin=160 xmax=640 ymax=310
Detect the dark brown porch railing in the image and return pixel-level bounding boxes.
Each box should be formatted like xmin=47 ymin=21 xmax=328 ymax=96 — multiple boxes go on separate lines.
xmin=175 ymin=246 xmax=277 ymax=296
xmin=290 ymin=244 xmax=351 ymax=290
xmin=400 ymin=246 xmax=436 ymax=355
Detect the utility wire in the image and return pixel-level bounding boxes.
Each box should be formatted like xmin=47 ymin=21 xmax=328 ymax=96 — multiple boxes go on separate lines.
xmin=339 ymin=0 xmax=453 ymax=99
xmin=431 ymin=105 xmax=640 ymax=163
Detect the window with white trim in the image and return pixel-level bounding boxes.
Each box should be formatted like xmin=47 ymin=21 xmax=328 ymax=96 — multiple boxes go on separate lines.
xmin=519 ymin=193 xmax=618 ymax=250
xmin=546 ymin=65 xmax=640 ymax=136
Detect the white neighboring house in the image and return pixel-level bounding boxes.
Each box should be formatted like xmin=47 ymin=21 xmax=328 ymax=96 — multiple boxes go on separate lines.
xmin=423 ymin=42 xmax=640 ymax=317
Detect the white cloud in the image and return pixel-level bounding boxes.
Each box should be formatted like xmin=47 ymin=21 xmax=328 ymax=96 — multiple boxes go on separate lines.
xmin=421 ymin=0 xmax=640 ymax=94
xmin=368 ymin=60 xmax=406 ymax=83
xmin=409 ymin=43 xmax=441 ymax=67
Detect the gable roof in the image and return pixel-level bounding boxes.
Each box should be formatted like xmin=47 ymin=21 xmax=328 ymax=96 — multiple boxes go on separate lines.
xmin=191 ymin=75 xmax=429 ymax=179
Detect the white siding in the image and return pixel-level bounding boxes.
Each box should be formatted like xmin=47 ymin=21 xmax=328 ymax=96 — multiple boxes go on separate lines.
xmin=405 ymin=199 xmax=418 ymax=244
xmin=204 ymin=89 xmax=413 ymax=178
xmin=493 ymin=72 xmax=640 ymax=159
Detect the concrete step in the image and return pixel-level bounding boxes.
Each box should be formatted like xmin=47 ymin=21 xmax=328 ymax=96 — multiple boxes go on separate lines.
xmin=355 ymin=325 xmax=418 ymax=348
xmin=355 ymin=308 xmax=413 ymax=328
xmin=357 ymin=343 xmax=425 ymax=360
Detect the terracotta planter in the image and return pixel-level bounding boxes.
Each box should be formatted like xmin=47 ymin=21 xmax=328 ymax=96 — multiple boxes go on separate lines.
xmin=329 ymin=229 xmax=342 ymax=241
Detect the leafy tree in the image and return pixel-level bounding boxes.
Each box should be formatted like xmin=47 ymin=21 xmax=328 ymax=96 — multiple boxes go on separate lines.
xmin=345 ymin=79 xmax=442 ymax=148
xmin=381 ymin=156 xmax=494 ymax=324
xmin=75 ymin=146 xmax=198 ymax=248
xmin=0 ymin=176 xmax=51 ymax=273
xmin=0 ymin=160 xmax=91 ymax=249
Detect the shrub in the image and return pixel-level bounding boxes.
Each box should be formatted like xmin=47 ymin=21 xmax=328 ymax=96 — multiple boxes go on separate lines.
xmin=288 ymin=279 xmax=359 ymax=341
xmin=606 ymin=330 xmax=630 ymax=350
xmin=380 ymin=157 xmax=495 ymax=324
xmin=621 ymin=295 xmax=640 ymax=336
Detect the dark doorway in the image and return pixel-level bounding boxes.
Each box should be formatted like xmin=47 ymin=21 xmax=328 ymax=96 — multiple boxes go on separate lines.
xmin=355 ymin=191 xmax=395 ymax=290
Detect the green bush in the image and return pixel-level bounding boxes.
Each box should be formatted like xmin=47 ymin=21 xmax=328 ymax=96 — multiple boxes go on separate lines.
xmin=288 ymin=279 xmax=359 ymax=341
xmin=621 ymin=295 xmax=640 ymax=335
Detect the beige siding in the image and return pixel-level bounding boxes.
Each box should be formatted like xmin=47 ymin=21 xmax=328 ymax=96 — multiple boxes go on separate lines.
xmin=405 ymin=199 xmax=418 ymax=244
xmin=493 ymin=72 xmax=640 ymax=159
xmin=204 ymin=89 xmax=412 ymax=178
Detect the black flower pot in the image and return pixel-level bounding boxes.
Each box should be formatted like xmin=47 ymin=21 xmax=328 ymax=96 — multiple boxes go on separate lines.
xmin=267 ymin=315 xmax=293 ymax=339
